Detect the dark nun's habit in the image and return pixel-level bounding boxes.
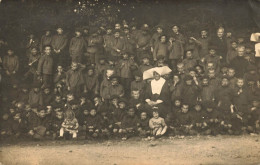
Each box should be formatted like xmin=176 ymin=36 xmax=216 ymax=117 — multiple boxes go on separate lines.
xmin=144 ymin=76 xmax=171 ymax=117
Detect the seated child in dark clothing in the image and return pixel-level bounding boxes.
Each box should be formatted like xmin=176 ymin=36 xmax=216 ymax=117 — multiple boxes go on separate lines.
xmin=10 ymin=112 xmax=28 ymax=138
xmin=1 ymin=113 xmax=12 ymax=138
xmin=42 ymin=87 xmax=53 ymax=106
xmin=85 ymin=108 xmax=102 ymax=140
xmin=51 ymin=111 xmax=63 ymax=139
xmin=138 ymin=111 xmax=151 ymax=138
xmin=203 ymin=101 xmax=221 ymax=136
xmin=190 ymin=103 xmax=206 ymax=135
xmin=120 ymin=106 xmax=139 ymax=140
xmin=60 ymin=110 xmax=79 ymax=139
xmin=149 ymin=109 xmax=167 ymax=139
xmin=28 ymin=107 xmax=51 ymax=140
xmin=175 ymin=103 xmax=196 ymax=136
xmin=99 ymin=105 xmax=113 ymax=139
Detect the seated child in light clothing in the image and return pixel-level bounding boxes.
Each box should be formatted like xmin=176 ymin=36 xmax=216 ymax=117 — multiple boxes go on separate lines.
xmin=60 ymin=110 xmax=79 ymax=139
xmin=149 ymin=109 xmax=167 ymax=138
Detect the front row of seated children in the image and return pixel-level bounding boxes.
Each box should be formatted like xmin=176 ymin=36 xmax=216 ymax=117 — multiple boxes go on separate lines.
xmin=1 ymin=92 xmax=260 ymax=141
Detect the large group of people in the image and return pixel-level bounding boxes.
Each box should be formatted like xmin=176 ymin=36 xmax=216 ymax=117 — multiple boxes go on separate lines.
xmin=0 ymin=5 xmax=260 ymax=141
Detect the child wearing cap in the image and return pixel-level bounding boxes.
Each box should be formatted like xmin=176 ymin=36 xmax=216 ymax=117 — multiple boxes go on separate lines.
xmin=108 ymin=75 xmax=125 ymax=98
xmin=50 ymin=111 xmax=63 ymax=139
xmin=182 ymin=50 xmax=197 ymax=73
xmin=28 ymin=83 xmax=43 ymax=107
xmin=153 ymin=35 xmax=169 ymax=62
xmin=139 ymin=55 xmax=153 ymax=73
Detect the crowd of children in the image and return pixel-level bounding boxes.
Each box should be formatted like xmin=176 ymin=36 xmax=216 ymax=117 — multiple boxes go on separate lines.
xmin=0 ymin=16 xmax=260 ymax=141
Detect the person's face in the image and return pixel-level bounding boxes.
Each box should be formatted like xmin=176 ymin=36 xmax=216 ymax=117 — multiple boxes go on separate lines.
xmin=3 ymin=114 xmax=9 ymax=120
xmin=173 ymin=75 xmax=180 ymax=82
xmin=119 ymin=102 xmax=126 ymax=109
xmin=88 ymin=69 xmax=94 ymax=76
xmin=252 ymin=101 xmax=259 ymax=107
xmin=237 ymin=79 xmax=244 ymax=88
xmin=238 ymin=38 xmax=244 ymax=43
xmin=177 ymin=64 xmax=184 ymax=72
xmin=135 ymin=76 xmax=141 ymax=82
xmin=71 ymin=63 xmax=78 ymax=71
xmin=54 ymin=108 xmax=61 ymax=112
xmin=195 ymin=66 xmax=202 ymax=73
xmin=181 ymin=105 xmax=189 ymax=113
xmin=29 ymin=34 xmax=34 ymax=39
xmin=14 ymin=113 xmax=21 ymax=121
xmin=9 ymin=108 xmax=15 ymax=114
xmin=140 ymin=112 xmax=147 ymax=120
xmin=221 ymin=67 xmax=228 ymax=74
xmin=231 ymin=42 xmax=237 ymax=49
xmin=75 ymin=31 xmax=81 ymax=37
xmin=237 ymin=47 xmax=245 ymax=57
xmin=207 ymin=63 xmax=214 ymax=70
xmin=185 ymin=80 xmax=192 ymax=85
xmin=111 ymin=79 xmax=118 ymax=85
xmin=94 ymin=97 xmax=100 ymax=104
xmin=194 ymin=105 xmax=202 ymax=111
xmin=206 ymin=108 xmax=213 ymax=112
xmin=44 ymin=88 xmax=50 ymax=94
xmin=21 ymin=88 xmax=28 ymax=93
xmin=33 ymin=88 xmax=39 ymax=92
xmin=46 ymin=106 xmax=52 ymax=114
xmin=221 ymin=78 xmax=229 ymax=87
xmin=45 ymin=31 xmax=51 ymax=36
xmin=208 ymin=70 xmax=215 ymax=78
xmin=172 ymin=26 xmax=178 ymax=33
xmin=153 ymin=72 xmax=160 ymax=80
xmin=124 ymin=29 xmax=129 ymax=34
xmin=67 ymin=95 xmax=74 ymax=102
xmin=25 ymin=105 xmax=31 ymax=111
xmin=142 ymin=58 xmax=149 ymax=64
xmin=227 ymin=69 xmax=235 ymax=77
xmin=55 ymin=96 xmax=61 ymax=102
xmin=128 ymin=109 xmax=135 ymax=116
xmin=175 ymin=100 xmax=181 ymax=107
xmin=7 ymin=50 xmax=14 ymax=56
xmin=226 ymin=32 xmax=232 ymax=37
xmin=201 ymin=30 xmax=207 ymax=37
xmin=189 ymin=71 xmax=196 ymax=77
xmin=107 ymin=29 xmax=112 ymax=34
xmin=114 ymin=32 xmax=120 ymax=38
xmin=38 ymin=110 xmax=46 ymax=118
xmin=209 ymin=49 xmax=216 ymax=56
xmin=83 ymin=110 xmax=89 ymax=115
xmin=112 ymin=98 xmax=118 ymax=105
xmin=122 ymin=54 xmax=128 ymax=59
xmin=57 ymin=66 xmax=63 ymax=72
xmin=132 ymin=91 xmax=140 ymax=99
xmin=44 ymin=46 xmax=51 ymax=55
xmin=71 ymin=104 xmax=78 ymax=110
xmin=80 ymin=97 xmax=86 ymax=103
xmin=56 ymin=113 xmax=63 ymax=119
xmin=217 ymin=29 xmax=224 ymax=38
xmin=31 ymin=48 xmax=37 ymax=55
xmin=186 ymin=51 xmax=192 ymax=58
xmin=160 ymin=36 xmax=166 ymax=43
xmin=99 ymin=59 xmax=105 ymax=64
xmin=90 ymin=109 xmax=97 ymax=116
xmin=57 ymin=28 xmax=63 ymax=34
xmin=202 ymin=78 xmax=209 ymax=86
xmin=115 ymin=24 xmax=121 ymax=29
xmin=157 ymin=27 xmax=163 ymax=33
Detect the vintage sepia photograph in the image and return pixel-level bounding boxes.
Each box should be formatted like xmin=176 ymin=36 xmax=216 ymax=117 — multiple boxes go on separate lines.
xmin=0 ymin=0 xmax=260 ymax=164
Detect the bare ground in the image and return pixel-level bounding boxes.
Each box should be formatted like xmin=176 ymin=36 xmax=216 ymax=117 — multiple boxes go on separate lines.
xmin=1 ymin=135 xmax=260 ymax=165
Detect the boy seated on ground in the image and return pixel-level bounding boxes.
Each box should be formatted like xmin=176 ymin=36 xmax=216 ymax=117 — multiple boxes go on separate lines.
xmin=138 ymin=111 xmax=151 ymax=139
xmin=85 ymin=108 xmax=101 ymax=140
xmin=120 ymin=106 xmax=139 ymax=140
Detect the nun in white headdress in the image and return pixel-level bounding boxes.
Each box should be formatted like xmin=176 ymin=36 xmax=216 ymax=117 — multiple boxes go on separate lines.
xmin=143 ymin=66 xmax=171 ymax=117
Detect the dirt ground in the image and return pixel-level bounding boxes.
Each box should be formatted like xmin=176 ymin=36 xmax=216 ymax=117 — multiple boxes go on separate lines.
xmin=0 ymin=135 xmax=260 ymax=165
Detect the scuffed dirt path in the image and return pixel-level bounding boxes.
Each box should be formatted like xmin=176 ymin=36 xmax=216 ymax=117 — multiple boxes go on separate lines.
xmin=1 ymin=135 xmax=260 ymax=165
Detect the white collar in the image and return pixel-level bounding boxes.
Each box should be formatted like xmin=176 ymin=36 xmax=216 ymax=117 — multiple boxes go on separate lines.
xmin=151 ymin=78 xmax=166 ymax=95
